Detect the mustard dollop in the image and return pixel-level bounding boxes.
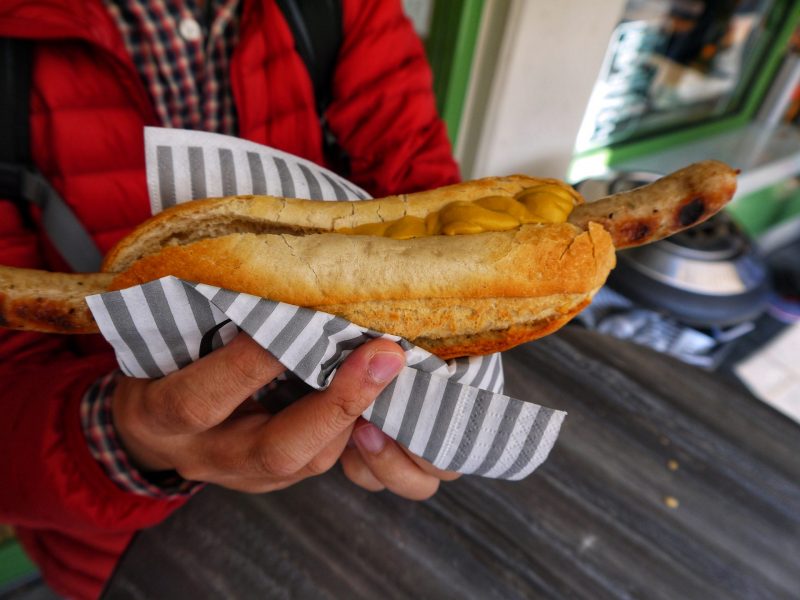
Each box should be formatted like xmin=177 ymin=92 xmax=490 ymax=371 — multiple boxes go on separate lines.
xmin=342 ymin=183 xmax=577 ymax=240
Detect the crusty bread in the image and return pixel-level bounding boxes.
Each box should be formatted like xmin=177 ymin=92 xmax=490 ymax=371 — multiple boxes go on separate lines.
xmin=100 ymin=174 xmax=609 ymax=359
xmin=0 ymin=174 xmax=612 ymax=358
xmin=111 ymin=222 xmax=615 ymax=358
xmin=104 ymin=175 xmax=581 ymax=273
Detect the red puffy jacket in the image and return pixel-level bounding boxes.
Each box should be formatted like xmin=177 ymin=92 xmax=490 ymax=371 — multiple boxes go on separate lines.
xmin=0 ymin=1 xmax=459 ymax=597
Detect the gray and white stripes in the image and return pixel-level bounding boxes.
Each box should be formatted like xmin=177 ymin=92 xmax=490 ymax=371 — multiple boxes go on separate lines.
xmin=362 ymin=362 xmax=563 ymax=479
xmin=87 ymin=277 xmax=565 ymax=480
xmin=145 ymin=127 xmax=366 ymax=213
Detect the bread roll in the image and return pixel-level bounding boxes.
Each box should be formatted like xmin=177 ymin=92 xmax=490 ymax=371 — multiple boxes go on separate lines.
xmin=0 ymin=163 xmax=738 ymax=359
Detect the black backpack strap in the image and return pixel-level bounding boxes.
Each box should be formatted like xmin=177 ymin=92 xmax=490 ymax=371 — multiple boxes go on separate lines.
xmin=0 ymin=38 xmax=102 ymax=272
xmin=275 ymin=0 xmax=341 ymax=116
xmin=0 ymin=38 xmax=34 ymax=207
xmin=275 ymin=0 xmax=350 ymax=175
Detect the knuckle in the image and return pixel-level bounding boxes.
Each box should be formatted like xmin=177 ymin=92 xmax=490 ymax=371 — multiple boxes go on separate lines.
xmin=252 ymin=443 xmax=299 ymax=478
xmin=171 ymin=401 xmax=211 ymax=432
xmin=224 ymin=345 xmax=274 ymax=390
xmin=157 ymin=385 xmax=212 ymax=432
xmin=327 ymin=388 xmax=369 ymax=422
xmin=306 ymin=452 xmax=337 ymax=477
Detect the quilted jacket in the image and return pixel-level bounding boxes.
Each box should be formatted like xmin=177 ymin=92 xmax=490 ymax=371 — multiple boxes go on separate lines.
xmin=0 ymin=1 xmax=459 ymax=597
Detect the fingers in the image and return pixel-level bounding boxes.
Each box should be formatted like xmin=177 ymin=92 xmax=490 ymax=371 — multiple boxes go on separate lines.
xmin=189 ymin=422 xmax=354 ymax=493
xmin=340 ymin=447 xmax=385 ymax=492
xmin=349 ymin=421 xmax=442 ymax=500
xmin=113 ymin=334 xmax=284 ymax=471
xmin=190 ymin=338 xmax=405 ymax=481
xmin=115 ymin=331 xmax=447 ymax=501
xmin=145 ymin=334 xmax=285 ymax=435
xmin=240 ymin=338 xmax=405 ymax=478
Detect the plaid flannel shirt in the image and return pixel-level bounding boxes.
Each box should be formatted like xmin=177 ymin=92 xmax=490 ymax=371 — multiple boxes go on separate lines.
xmin=103 ymin=0 xmax=241 ymax=134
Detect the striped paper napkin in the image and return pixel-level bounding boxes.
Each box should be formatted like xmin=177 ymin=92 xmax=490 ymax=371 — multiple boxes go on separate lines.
xmin=86 ymin=128 xmax=566 ymax=480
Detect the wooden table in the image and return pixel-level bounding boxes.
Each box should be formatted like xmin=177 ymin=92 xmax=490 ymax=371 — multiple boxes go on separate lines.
xmin=104 ymin=327 xmax=800 ymax=599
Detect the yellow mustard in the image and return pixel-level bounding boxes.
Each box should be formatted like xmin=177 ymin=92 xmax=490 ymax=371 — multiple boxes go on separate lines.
xmin=342 ymin=183 xmax=576 ymax=240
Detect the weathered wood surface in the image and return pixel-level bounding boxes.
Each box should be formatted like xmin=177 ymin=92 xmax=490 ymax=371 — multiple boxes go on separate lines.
xmin=104 ymin=327 xmax=800 ymax=600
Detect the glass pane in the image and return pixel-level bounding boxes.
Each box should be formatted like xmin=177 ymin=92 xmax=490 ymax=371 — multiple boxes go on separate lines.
xmin=576 ymin=0 xmax=778 ymax=152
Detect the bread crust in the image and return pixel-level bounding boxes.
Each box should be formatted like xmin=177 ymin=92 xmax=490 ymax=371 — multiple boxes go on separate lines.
xmin=111 ymin=223 xmax=614 ymax=306
xmin=110 ymin=222 xmax=615 ymax=357
xmin=103 ymin=175 xmax=581 ymax=273
xmin=319 ymin=294 xmax=596 ymax=359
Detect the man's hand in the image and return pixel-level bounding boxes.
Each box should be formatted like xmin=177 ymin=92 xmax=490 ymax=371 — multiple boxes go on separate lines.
xmin=340 ymin=421 xmax=460 ymax=500
xmin=112 ymin=334 xmax=456 ymax=498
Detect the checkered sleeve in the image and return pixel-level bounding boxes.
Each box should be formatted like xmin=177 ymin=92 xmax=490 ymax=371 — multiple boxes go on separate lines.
xmin=80 ymin=372 xmax=204 ymax=498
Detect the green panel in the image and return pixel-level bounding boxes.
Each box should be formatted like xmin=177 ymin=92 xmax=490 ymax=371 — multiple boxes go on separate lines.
xmin=729 ymin=0 xmax=800 ymax=116
xmin=726 ymin=182 xmax=796 ymax=236
xmin=425 ymin=0 xmax=484 ymax=146
xmin=606 ymin=0 xmax=800 ymax=163
xmin=571 ymin=0 xmax=800 ymax=176
xmin=0 ymin=540 xmax=37 ymax=588
xmin=778 ymin=189 xmax=800 ymax=221
xmin=570 ymin=114 xmax=749 ymax=180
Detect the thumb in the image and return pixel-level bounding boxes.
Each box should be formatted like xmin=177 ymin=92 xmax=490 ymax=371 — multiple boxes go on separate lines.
xmin=249 ymin=339 xmax=406 ymax=471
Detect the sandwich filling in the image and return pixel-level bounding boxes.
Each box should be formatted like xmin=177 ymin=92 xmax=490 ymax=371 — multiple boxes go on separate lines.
xmin=341 ymin=183 xmax=577 ymax=239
